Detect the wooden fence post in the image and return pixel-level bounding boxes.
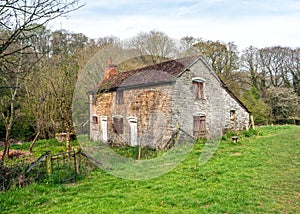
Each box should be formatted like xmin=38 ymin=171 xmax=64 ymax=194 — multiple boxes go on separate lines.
xmin=76 ymin=148 xmax=81 ymax=174
xmin=250 ymin=115 xmax=255 ymax=129
xmin=45 ymin=150 xmax=52 ymax=175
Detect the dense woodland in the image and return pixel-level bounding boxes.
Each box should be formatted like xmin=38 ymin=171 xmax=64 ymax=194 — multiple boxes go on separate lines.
xmin=1 ymin=1 xmax=300 ymax=160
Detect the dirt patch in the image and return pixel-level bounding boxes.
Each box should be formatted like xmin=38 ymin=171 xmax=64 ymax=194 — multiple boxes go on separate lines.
xmin=0 ymin=150 xmax=35 ymax=162
xmin=0 ymin=139 xmax=24 ymax=146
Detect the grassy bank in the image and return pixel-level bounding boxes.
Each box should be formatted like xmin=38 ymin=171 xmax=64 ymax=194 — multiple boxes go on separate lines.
xmin=1 ymin=126 xmax=299 ymax=213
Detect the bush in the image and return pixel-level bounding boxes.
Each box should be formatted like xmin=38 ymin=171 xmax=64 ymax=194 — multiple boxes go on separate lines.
xmin=0 ymin=116 xmax=35 ymax=142
xmin=221 ymin=128 xmax=258 ymax=141
xmin=221 ymin=130 xmax=239 ymax=141
xmin=241 ymin=129 xmax=258 ymax=138
xmin=241 ymin=87 xmax=269 ymax=124
xmin=0 ymin=161 xmax=32 ymax=191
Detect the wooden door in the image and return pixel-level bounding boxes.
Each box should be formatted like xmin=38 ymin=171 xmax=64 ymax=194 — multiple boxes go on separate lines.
xmin=193 ymin=116 xmax=206 ymax=138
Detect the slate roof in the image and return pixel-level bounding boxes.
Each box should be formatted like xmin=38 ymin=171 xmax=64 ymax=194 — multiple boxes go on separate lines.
xmin=98 ymin=55 xmax=200 ymax=92
xmin=96 ymin=55 xmax=250 ymax=113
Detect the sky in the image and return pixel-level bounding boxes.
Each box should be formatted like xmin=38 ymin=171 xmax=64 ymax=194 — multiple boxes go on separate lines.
xmin=50 ymin=0 xmax=300 ymax=51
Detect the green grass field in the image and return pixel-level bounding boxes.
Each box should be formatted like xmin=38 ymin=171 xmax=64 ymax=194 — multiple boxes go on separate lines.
xmin=1 ymin=126 xmax=299 ymax=213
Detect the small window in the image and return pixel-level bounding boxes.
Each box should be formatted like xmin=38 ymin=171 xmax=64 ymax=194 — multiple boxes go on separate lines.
xmin=230 ymin=110 xmax=236 ymax=121
xmin=92 ymin=116 xmax=98 ymax=124
xmin=113 ymin=117 xmax=124 ymax=134
xmin=193 ymin=80 xmax=205 ymax=100
xmin=116 ymin=90 xmax=124 ymax=104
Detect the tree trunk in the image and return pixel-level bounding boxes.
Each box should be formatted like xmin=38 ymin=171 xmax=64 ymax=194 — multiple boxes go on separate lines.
xmin=29 ymin=131 xmax=40 ymax=153
xmin=2 ymin=128 xmax=11 ymax=161
xmin=66 ymin=126 xmax=71 ymax=151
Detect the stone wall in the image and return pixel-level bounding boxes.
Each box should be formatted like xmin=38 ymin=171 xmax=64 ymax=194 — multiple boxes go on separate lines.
xmin=90 ymin=58 xmax=250 ymax=147
xmin=173 ymin=58 xmax=249 ymax=140
xmin=224 ymin=90 xmax=250 ymax=131
xmin=92 ymin=83 xmax=174 ymax=148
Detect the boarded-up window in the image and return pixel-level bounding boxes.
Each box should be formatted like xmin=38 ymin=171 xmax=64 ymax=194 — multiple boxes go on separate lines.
xmin=116 ymin=90 xmax=124 ymax=104
xmin=193 ymin=115 xmax=206 ymax=138
xmin=113 ymin=117 xmax=124 ymax=134
xmin=193 ymin=80 xmax=204 ymax=100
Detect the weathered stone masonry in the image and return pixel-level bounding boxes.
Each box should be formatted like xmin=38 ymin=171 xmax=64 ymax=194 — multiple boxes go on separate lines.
xmin=173 ymin=60 xmax=249 ymax=140
xmin=89 ymin=56 xmax=250 ymax=148
xmin=92 ymin=83 xmax=173 ymax=148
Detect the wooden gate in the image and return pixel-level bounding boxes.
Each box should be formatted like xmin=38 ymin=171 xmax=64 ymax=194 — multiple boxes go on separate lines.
xmin=27 ymin=149 xmax=81 ymax=183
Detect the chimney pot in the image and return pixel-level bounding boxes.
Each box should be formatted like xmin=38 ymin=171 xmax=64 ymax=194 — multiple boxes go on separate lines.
xmin=104 ymin=57 xmax=117 ymax=80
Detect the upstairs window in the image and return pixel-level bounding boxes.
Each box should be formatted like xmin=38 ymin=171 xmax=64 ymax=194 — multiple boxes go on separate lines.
xmin=113 ymin=116 xmax=124 ymax=134
xmin=230 ymin=110 xmax=236 ymax=121
xmin=116 ymin=89 xmax=124 ymax=104
xmin=192 ymin=78 xmax=205 ymax=100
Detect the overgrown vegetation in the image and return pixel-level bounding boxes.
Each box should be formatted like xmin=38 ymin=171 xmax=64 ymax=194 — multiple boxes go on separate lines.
xmin=0 ymin=139 xmax=82 ymax=191
xmin=0 ymin=125 xmax=299 ymax=213
xmin=109 ymin=128 xmax=259 ymax=160
xmin=110 ymin=145 xmax=161 ymax=160
xmin=1 ymin=139 xmax=79 ymax=158
xmin=221 ymin=128 xmax=259 ymax=141
xmin=1 ymin=27 xmax=300 ymax=160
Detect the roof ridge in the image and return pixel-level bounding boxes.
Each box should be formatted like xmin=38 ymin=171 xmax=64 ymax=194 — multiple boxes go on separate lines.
xmin=98 ymin=55 xmax=200 ymax=91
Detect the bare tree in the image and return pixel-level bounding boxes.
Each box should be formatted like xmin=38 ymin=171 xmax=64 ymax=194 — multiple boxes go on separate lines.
xmin=0 ymin=0 xmax=83 ymax=59
xmin=287 ymin=48 xmax=300 ymax=96
xmin=0 ymin=0 xmax=83 ymax=161
xmin=241 ymin=46 xmax=260 ymax=89
xmin=1 ymin=42 xmax=29 ymax=160
xmin=125 ymin=30 xmax=178 ymax=63
xmin=266 ymin=87 xmax=300 ymax=124
xmin=25 ymin=62 xmax=57 ymax=152
xmin=258 ymin=46 xmax=291 ymax=89
xmin=179 ymin=36 xmax=199 ymax=54
xmin=191 ymin=40 xmax=239 ymax=74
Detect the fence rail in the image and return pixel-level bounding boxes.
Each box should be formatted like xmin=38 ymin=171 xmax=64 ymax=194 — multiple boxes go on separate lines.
xmin=27 ymin=149 xmax=81 ymax=182
xmin=0 ymin=148 xmax=88 ymax=192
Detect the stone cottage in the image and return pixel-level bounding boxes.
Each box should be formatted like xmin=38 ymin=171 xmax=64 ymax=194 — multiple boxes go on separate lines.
xmin=88 ymin=56 xmax=250 ymax=149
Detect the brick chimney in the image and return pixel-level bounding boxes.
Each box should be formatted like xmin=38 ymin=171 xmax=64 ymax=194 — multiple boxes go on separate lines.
xmin=104 ymin=57 xmax=117 ymax=80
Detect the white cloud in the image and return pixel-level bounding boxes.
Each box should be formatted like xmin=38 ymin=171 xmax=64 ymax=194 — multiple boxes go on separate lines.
xmin=49 ymin=0 xmax=300 ymax=51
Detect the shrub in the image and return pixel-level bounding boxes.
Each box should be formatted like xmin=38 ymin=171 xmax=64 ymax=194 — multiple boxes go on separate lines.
xmin=221 ymin=130 xmax=239 ymax=141
xmin=241 ymin=129 xmax=258 ymax=138
xmin=221 ymin=128 xmax=258 ymax=142
xmin=0 ymin=161 xmax=32 ymax=191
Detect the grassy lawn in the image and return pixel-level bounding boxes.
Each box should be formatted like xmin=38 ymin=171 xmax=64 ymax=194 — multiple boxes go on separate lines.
xmin=1 ymin=125 xmax=299 ymax=213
